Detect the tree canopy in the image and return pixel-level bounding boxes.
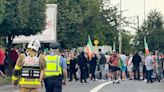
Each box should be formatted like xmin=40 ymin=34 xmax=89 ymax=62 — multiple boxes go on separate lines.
xmin=0 ymin=0 xmax=6 ymax=23
xmin=0 ymin=0 xmax=46 ymax=47
xmin=0 ymin=0 xmax=47 ymax=76
xmin=47 ymin=0 xmax=132 ymax=50
xmin=135 ymin=9 xmax=164 ymax=52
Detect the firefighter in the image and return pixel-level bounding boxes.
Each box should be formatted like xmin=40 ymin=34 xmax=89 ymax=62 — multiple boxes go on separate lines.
xmin=44 ymin=46 xmax=67 ymax=92
xmin=12 ymin=39 xmax=45 ymax=92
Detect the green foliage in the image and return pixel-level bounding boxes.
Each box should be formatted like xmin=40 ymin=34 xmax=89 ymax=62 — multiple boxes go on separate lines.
xmin=0 ymin=37 xmax=6 ymax=46
xmin=135 ymin=9 xmax=164 ymax=52
xmin=0 ymin=0 xmax=46 ymax=76
xmin=147 ymin=29 xmax=164 ymax=51
xmin=48 ymin=0 xmax=101 ymax=48
xmin=122 ymin=32 xmax=135 ymax=54
xmin=0 ymin=0 xmax=6 ymax=23
xmin=47 ymin=0 xmax=133 ymax=51
xmin=147 ymin=10 xmax=163 ymax=30
xmin=0 ymin=0 xmax=46 ymax=36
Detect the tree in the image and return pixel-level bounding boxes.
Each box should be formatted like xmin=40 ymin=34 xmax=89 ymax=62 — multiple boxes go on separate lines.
xmin=47 ymin=0 xmax=132 ymax=51
xmin=0 ymin=0 xmax=46 ymax=75
xmin=0 ymin=0 xmax=6 ymax=23
xmin=122 ymin=32 xmax=135 ymax=54
xmin=47 ymin=0 xmax=101 ymax=48
xmin=135 ymin=9 xmax=164 ymax=52
xmin=99 ymin=0 xmax=133 ymax=52
xmin=0 ymin=0 xmax=46 ymax=48
xmin=0 ymin=0 xmax=6 ymax=46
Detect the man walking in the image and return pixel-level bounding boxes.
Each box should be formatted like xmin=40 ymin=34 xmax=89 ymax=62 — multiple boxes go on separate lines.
xmin=69 ymin=52 xmax=78 ymax=82
xmin=98 ymin=49 xmax=106 ymax=81
xmin=44 ymin=46 xmax=67 ymax=92
xmin=109 ymin=51 xmax=120 ymax=83
xmin=145 ymin=53 xmax=153 ymax=83
xmin=132 ymin=52 xmax=141 ymax=80
xmin=78 ymin=51 xmax=88 ymax=83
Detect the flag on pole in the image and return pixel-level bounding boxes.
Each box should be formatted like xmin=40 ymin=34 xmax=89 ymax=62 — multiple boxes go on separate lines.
xmin=86 ymin=36 xmax=93 ymax=59
xmin=144 ymin=37 xmax=150 ymax=55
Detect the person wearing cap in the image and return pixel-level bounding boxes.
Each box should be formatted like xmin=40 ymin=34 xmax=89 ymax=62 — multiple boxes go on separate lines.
xmin=44 ymin=45 xmax=67 ymax=92
xmin=12 ymin=39 xmax=45 ymax=92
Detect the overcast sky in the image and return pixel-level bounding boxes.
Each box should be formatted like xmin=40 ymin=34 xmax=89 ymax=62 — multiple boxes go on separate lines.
xmin=109 ymin=0 xmax=164 ymax=33
xmin=110 ymin=0 xmax=164 ymax=25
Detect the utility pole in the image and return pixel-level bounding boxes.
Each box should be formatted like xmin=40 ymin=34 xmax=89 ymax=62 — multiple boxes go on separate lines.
xmin=137 ymin=16 xmax=139 ymax=31
xmin=113 ymin=36 xmax=116 ymax=51
xmin=119 ymin=0 xmax=122 ymax=54
xmin=144 ymin=0 xmax=146 ymax=21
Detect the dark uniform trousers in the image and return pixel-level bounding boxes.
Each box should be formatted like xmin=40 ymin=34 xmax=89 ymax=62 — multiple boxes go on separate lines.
xmin=80 ymin=67 xmax=87 ymax=83
xmin=44 ymin=76 xmax=62 ymax=92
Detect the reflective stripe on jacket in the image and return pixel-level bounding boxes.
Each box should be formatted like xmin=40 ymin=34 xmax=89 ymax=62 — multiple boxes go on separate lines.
xmin=45 ymin=55 xmax=62 ymax=77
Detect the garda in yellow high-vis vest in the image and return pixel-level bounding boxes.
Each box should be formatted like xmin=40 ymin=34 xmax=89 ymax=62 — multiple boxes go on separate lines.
xmin=45 ymin=55 xmax=62 ymax=77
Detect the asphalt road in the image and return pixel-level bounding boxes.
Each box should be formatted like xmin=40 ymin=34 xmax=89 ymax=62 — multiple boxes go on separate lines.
xmin=0 ymin=80 xmax=164 ymax=92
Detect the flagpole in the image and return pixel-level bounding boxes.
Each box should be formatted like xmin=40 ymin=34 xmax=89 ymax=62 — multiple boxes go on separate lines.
xmin=144 ymin=0 xmax=146 ymax=21
xmin=119 ymin=0 xmax=122 ymax=54
xmin=113 ymin=42 xmax=115 ymax=51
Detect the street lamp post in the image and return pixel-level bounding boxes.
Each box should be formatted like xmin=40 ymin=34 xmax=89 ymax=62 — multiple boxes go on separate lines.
xmin=113 ymin=36 xmax=116 ymax=51
xmin=144 ymin=0 xmax=146 ymax=21
xmin=119 ymin=0 xmax=122 ymax=54
xmin=137 ymin=16 xmax=140 ymax=31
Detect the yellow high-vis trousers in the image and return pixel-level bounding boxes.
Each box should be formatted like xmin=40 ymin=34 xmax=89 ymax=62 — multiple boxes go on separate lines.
xmin=19 ymin=88 xmax=38 ymax=92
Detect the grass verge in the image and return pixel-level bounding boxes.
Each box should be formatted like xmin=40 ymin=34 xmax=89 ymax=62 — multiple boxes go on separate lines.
xmin=0 ymin=76 xmax=11 ymax=85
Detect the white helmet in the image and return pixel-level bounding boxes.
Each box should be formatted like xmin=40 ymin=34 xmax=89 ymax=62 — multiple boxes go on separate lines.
xmin=27 ymin=39 xmax=41 ymax=52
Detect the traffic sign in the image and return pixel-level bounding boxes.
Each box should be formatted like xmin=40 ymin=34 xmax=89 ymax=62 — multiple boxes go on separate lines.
xmin=94 ymin=40 xmax=99 ymax=45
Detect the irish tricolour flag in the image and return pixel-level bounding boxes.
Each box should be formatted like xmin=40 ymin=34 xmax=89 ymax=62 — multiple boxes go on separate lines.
xmin=144 ymin=37 xmax=150 ymax=55
xmin=118 ymin=57 xmax=126 ymax=71
xmin=86 ymin=36 xmax=93 ymax=59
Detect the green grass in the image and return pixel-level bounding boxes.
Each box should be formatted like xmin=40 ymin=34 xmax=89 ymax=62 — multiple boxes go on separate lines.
xmin=0 ymin=77 xmax=11 ymax=85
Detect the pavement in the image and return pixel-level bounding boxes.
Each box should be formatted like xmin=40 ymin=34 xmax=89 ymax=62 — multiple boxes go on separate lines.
xmin=0 ymin=80 xmax=164 ymax=92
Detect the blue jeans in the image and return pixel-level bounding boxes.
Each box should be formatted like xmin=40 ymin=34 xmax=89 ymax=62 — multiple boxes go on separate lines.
xmin=44 ymin=76 xmax=62 ymax=92
xmin=147 ymin=69 xmax=153 ymax=82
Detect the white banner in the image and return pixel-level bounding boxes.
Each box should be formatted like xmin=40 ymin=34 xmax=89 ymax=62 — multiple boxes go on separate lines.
xmin=13 ymin=4 xmax=57 ymax=43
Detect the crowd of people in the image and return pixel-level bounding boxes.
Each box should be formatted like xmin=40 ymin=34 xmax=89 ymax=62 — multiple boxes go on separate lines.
xmin=0 ymin=45 xmax=19 ymax=78
xmin=63 ymin=49 xmax=164 ymax=84
xmin=0 ymin=37 xmax=164 ymax=92
xmin=0 ymin=44 xmax=164 ymax=85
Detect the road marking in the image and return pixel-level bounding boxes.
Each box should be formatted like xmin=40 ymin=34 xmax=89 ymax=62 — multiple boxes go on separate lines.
xmin=90 ymin=81 xmax=113 ymax=92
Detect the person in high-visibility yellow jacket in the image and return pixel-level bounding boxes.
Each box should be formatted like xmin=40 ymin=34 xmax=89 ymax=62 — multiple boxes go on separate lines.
xmin=12 ymin=39 xmax=45 ymax=92
xmin=44 ymin=48 xmax=67 ymax=92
